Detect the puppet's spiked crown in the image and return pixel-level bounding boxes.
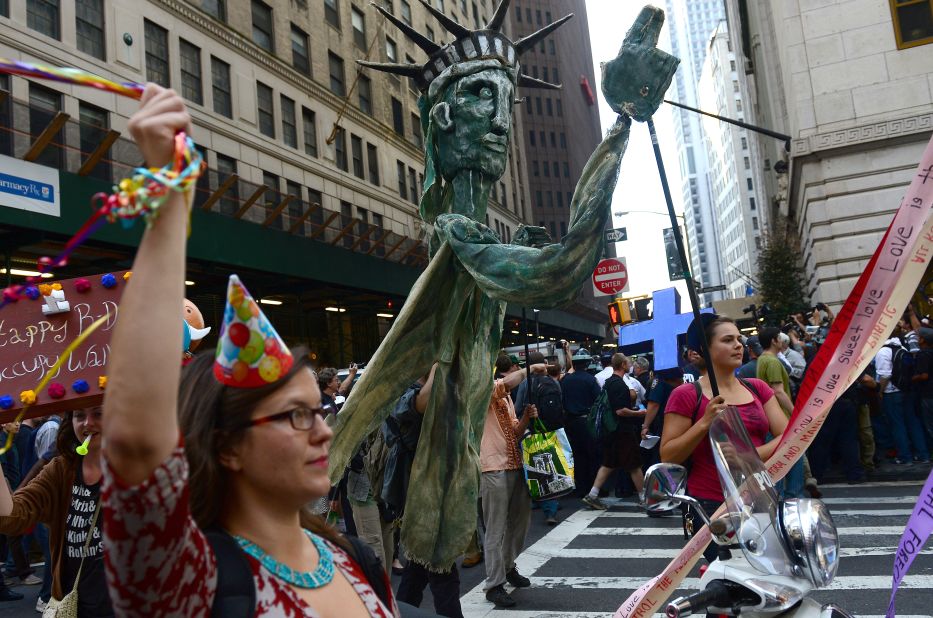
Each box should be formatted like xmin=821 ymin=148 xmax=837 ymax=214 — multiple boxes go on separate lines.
xmin=358 ymin=0 xmax=572 ymax=92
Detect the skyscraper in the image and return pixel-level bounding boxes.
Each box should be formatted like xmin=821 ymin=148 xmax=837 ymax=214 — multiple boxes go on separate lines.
xmin=508 ymin=0 xmax=602 ymax=243
xmin=665 ymin=0 xmax=727 ymax=302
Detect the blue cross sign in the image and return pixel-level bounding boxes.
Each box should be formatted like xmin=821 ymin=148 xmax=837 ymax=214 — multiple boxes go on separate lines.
xmin=617 ymin=287 xmax=714 ymax=370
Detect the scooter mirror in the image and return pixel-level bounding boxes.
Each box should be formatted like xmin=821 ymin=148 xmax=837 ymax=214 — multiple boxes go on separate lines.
xmin=644 ymin=463 xmax=688 ymax=512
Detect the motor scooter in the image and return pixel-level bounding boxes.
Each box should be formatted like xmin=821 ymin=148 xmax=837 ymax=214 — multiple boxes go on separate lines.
xmin=644 ymin=406 xmax=854 ymax=617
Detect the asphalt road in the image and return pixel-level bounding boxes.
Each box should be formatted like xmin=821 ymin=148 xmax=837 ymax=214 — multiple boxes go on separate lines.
xmin=454 ymin=480 xmax=933 ymax=618
xmin=0 ymin=479 xmax=928 ymax=616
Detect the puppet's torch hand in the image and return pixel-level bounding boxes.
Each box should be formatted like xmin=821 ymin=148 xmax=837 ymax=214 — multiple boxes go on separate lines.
xmin=601 ymin=5 xmax=679 ymax=122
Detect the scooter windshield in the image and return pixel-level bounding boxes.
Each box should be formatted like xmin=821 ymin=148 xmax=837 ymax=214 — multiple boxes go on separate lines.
xmin=709 ymin=406 xmax=795 ymax=577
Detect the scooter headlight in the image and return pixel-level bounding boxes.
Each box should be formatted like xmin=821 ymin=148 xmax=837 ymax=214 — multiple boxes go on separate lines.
xmin=780 ymin=498 xmax=840 ymax=587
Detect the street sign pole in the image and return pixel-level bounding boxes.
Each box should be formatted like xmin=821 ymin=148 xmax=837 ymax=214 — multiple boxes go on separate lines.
xmin=647 ymin=118 xmax=718 ymax=396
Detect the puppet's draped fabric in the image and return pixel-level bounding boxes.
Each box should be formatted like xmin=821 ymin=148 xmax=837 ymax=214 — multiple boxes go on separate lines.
xmin=328 ymin=115 xmax=632 ymax=571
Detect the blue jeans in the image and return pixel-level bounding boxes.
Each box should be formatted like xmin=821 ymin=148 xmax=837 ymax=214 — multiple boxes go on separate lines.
xmin=540 ymin=499 xmax=557 ymax=518
xmin=883 ymin=391 xmax=929 ymax=460
xmin=777 ymin=458 xmax=805 ymax=498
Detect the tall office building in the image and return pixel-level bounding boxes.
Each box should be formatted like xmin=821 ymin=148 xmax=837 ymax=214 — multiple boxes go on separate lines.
xmin=0 ymin=0 xmax=609 ymax=365
xmin=507 ymin=0 xmax=604 ymax=320
xmin=726 ymin=1 xmax=933 ymax=308
xmin=698 ymin=22 xmax=767 ymax=299
xmin=665 ymin=0 xmax=727 ymax=302
xmin=508 ymin=0 xmax=602 ymax=243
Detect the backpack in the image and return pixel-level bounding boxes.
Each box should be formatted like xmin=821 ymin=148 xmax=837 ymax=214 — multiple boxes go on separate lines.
xmin=886 ymin=343 xmax=916 ymax=392
xmin=586 ymin=387 xmax=617 ymax=440
xmin=529 ymin=375 xmax=565 ymax=430
xmin=208 ymin=529 xmax=391 ymax=618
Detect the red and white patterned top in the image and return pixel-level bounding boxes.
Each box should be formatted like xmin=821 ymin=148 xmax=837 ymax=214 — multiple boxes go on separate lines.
xmin=102 ymin=447 xmax=396 ymax=617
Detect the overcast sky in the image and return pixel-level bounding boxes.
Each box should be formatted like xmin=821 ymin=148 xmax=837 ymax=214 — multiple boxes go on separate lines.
xmin=585 ymin=0 xmax=692 ymax=307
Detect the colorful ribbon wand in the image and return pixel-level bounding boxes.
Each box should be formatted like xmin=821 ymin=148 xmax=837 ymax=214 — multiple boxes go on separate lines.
xmin=0 ymin=58 xmax=204 ymax=308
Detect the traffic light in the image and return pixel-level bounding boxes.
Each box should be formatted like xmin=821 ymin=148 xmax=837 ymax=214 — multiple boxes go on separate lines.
xmin=608 ymin=299 xmax=632 ymax=326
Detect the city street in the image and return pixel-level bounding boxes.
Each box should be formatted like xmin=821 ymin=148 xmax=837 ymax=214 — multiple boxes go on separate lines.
xmin=455 ymin=481 xmax=933 ymax=618
xmin=0 ymin=480 xmax=926 ymax=616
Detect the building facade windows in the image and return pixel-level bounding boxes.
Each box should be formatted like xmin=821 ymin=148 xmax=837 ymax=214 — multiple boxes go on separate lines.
xmin=401 ymin=0 xmax=412 ymax=25
xmin=281 ymin=95 xmax=297 ymax=148
xmin=28 ymin=0 xmax=60 ymax=39
xmin=256 ymin=81 xmax=275 ymax=138
xmin=334 ymin=128 xmax=348 ymax=171
xmin=302 ymin=107 xmax=318 ymax=157
xmin=262 ymin=171 xmax=281 ymax=228
xmin=367 ymin=143 xmax=380 ymax=185
xmin=890 ymin=0 xmax=933 ymax=49
xmin=358 ymin=75 xmax=373 ymax=115
xmin=251 ymin=0 xmax=274 ymax=52
xmin=179 ymin=40 xmax=203 ymax=105
xmin=29 ymin=84 xmax=62 ymax=168
xmin=391 ymin=98 xmax=404 ymax=135
xmin=76 ymin=0 xmax=105 ymax=59
xmin=325 ymin=0 xmax=340 ymax=28
xmin=411 ymin=113 xmax=422 ymax=148
xmin=351 ymin=134 xmax=364 ymax=179
xmin=328 ymin=52 xmax=346 ymax=96
xmin=397 ymin=160 xmax=407 ymax=198
xmin=351 ymin=7 xmax=367 ymax=50
xmin=211 ymin=57 xmax=232 ymax=118
xmin=144 ymin=20 xmax=170 ymax=87
xmin=291 ymin=25 xmax=311 ymax=75
xmin=408 ymin=167 xmax=418 ymax=204
xmin=216 ymin=153 xmax=238 ymax=215
xmin=201 ymin=0 xmax=226 ymax=21
xmin=78 ymin=102 xmax=109 ymax=181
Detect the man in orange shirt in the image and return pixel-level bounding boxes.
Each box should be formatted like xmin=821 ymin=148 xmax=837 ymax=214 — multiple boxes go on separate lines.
xmin=481 ymin=355 xmax=543 ymax=608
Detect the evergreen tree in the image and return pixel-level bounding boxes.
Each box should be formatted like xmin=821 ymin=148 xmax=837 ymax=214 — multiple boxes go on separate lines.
xmin=757 ymin=215 xmax=808 ymax=326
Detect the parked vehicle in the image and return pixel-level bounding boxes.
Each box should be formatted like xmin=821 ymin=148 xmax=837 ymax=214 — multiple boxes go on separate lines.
xmin=644 ymin=406 xmax=852 ymax=617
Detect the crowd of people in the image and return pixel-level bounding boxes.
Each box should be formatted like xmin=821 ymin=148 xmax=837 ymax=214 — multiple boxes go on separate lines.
xmin=0 ymin=88 xmax=929 ymax=618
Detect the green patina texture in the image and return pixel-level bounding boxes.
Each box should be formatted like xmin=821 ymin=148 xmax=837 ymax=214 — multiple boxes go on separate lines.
xmin=329 ymin=6 xmax=679 ymax=571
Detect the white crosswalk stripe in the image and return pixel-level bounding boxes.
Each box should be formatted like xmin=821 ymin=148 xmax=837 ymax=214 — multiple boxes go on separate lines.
xmin=460 ymin=484 xmax=932 ymax=617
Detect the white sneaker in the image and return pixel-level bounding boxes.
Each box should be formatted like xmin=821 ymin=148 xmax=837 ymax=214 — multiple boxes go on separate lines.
xmin=35 ymin=598 xmax=48 ymax=613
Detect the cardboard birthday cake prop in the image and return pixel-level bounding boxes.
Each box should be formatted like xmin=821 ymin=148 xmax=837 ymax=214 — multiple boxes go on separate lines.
xmin=0 ymin=272 xmax=129 ymax=422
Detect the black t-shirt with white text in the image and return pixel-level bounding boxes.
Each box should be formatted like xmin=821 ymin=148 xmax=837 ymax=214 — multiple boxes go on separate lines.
xmin=62 ymin=463 xmax=114 ymax=616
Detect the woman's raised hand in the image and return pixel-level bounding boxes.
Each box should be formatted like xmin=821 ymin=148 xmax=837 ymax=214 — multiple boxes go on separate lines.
xmin=127 ymin=84 xmax=192 ymax=169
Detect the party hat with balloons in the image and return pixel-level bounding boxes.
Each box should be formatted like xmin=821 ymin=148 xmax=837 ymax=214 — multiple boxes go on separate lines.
xmin=214 ymin=275 xmax=293 ymax=387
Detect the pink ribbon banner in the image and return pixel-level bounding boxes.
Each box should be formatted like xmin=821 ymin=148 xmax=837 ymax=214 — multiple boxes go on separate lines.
xmin=616 ymin=133 xmax=933 ymax=617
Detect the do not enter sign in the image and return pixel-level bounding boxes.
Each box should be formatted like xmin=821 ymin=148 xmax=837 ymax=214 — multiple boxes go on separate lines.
xmin=592 ymin=257 xmax=629 ymax=297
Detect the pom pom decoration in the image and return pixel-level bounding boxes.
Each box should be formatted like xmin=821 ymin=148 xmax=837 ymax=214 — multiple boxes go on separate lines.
xmin=72 ymin=379 xmax=90 ymax=394
xmin=123 ymin=272 xmax=132 ymax=281
xmin=2 ymin=288 xmax=18 ymax=303
xmin=101 ymin=273 xmax=117 ymax=288
xmin=98 ymin=376 xmax=107 ymax=389
xmin=0 ymin=396 xmax=12 ymax=410
xmin=38 ymin=284 xmax=53 ymax=296
xmin=51 ymin=283 xmax=62 ymax=291
xmin=24 ymin=286 xmax=40 ymax=300
xmin=48 ymin=382 xmax=66 ymax=399
xmin=19 ymin=390 xmax=36 ymax=405
xmin=75 ymin=278 xmax=91 ymax=293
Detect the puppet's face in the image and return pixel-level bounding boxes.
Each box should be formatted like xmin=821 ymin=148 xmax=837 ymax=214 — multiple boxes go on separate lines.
xmin=433 ymin=67 xmax=514 ymax=185
xmin=184 ymin=298 xmax=207 ymax=352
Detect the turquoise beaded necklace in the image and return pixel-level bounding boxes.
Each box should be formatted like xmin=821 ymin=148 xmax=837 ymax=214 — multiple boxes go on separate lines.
xmin=233 ymin=530 xmax=335 ymax=589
